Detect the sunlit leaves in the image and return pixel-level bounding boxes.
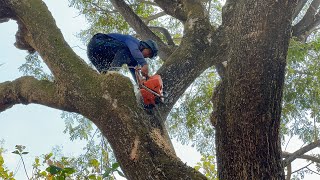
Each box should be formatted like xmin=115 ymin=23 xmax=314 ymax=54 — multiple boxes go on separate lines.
xmin=194 ymin=155 xmax=218 ymax=179
xmin=18 ymin=53 xmax=53 ymax=81
xmin=62 ymin=112 xmax=94 ymax=141
xmin=102 ymin=162 xmax=125 ymax=178
xmin=282 ymin=38 xmax=320 ymax=143
xmin=168 ymin=68 xmax=219 ymax=154
xmin=0 ymin=155 xmax=14 ymax=180
xmin=0 ymin=145 xmax=14 ymax=180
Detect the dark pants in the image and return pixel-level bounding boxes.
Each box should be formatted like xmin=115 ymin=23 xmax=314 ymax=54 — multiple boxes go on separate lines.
xmin=87 ymin=33 xmax=131 ymax=73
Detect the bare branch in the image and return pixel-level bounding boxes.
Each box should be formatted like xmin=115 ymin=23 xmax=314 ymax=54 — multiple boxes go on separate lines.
xmin=144 ymin=11 xmax=167 ymax=24
xmin=283 ymin=140 xmax=320 ymax=166
xmin=135 ymin=0 xmax=158 ymax=6
xmin=154 ymin=0 xmax=187 ymax=22
xmin=286 ymin=163 xmax=292 ymax=180
xmin=110 ymin=0 xmax=173 ymax=60
xmin=283 ymin=151 xmax=320 ymax=164
xmin=293 ymin=0 xmax=308 ymax=20
xmin=149 ymin=26 xmax=175 ymax=46
xmin=0 ymin=76 xmax=76 ymax=113
xmin=306 ymin=167 xmax=320 ymax=175
xmin=293 ymin=0 xmax=320 ymax=39
xmin=291 ymin=162 xmax=313 ymax=174
xmin=91 ymin=2 xmax=117 ymax=14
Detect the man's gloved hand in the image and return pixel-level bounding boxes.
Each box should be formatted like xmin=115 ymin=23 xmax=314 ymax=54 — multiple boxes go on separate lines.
xmin=141 ymin=64 xmax=149 ymax=78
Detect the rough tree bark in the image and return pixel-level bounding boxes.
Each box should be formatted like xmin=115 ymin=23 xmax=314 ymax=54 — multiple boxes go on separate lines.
xmin=213 ymin=0 xmax=298 ymax=179
xmin=1 ymin=0 xmax=318 ymax=179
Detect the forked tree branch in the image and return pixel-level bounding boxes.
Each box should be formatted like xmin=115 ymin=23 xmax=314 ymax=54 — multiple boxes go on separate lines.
xmin=283 ymin=140 xmax=320 ymax=166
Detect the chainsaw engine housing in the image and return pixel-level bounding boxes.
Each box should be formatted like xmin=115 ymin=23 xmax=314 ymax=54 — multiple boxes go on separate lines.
xmin=140 ymin=74 xmax=163 ymax=108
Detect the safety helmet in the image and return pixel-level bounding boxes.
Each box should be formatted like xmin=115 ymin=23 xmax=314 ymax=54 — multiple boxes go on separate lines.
xmin=141 ymin=40 xmax=158 ymax=58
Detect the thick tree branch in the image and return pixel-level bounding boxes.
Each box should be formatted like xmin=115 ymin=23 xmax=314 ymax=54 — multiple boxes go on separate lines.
xmin=283 ymin=151 xmax=320 ymax=164
xmin=283 ymin=140 xmax=320 ymax=166
xmin=293 ymin=0 xmax=308 ymax=20
xmin=156 ymin=2 xmax=226 ymax=117
xmin=0 ymin=76 xmax=76 ymax=113
xmin=293 ymin=0 xmax=320 ymax=39
xmin=110 ymin=0 xmax=173 ymax=60
xmin=0 ymin=3 xmax=13 ymax=22
xmin=154 ymin=0 xmax=188 ymax=22
xmin=149 ymin=26 xmax=175 ymax=46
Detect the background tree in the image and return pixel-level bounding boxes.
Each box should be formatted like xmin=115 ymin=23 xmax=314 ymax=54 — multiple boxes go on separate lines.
xmin=1 ymin=0 xmax=320 ymax=179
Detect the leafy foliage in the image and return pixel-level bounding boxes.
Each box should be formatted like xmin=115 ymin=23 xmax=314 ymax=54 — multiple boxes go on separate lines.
xmin=167 ymin=68 xmax=219 ymax=154
xmin=282 ymin=38 xmax=320 ymax=143
xmin=194 ymin=155 xmax=218 ymax=180
xmin=5 ymin=144 xmax=121 ymax=180
xmin=18 ymin=53 xmax=53 ymax=81
xmin=62 ymin=112 xmax=94 ymax=141
xmin=0 ymin=141 xmax=14 ymax=180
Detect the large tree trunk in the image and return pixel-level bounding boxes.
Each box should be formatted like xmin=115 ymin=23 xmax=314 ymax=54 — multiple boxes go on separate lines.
xmin=214 ymin=1 xmax=297 ymax=179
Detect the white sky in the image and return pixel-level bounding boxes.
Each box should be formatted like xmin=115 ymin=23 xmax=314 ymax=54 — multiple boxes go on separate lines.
xmin=0 ymin=0 xmax=319 ymax=180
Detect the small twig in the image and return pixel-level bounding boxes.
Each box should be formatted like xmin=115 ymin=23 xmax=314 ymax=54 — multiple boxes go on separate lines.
xmin=285 ymin=135 xmax=293 ymax=151
xmin=13 ymin=158 xmax=22 ymax=177
xmin=79 ymin=128 xmax=99 ymax=175
xmin=306 ymin=167 xmax=320 ymax=176
xmin=291 ymin=162 xmax=313 ymax=174
xmin=71 ymin=45 xmax=87 ymax=51
xmin=19 ymin=154 xmax=30 ymax=180
xmin=283 ymin=140 xmax=320 ymax=166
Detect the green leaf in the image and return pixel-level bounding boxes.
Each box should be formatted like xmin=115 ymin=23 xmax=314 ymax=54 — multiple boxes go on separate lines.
xmin=62 ymin=167 xmax=76 ymax=174
xmin=111 ymin=162 xmax=119 ymax=169
xmin=11 ymin=150 xmax=20 ymax=155
xmin=21 ymin=152 xmax=29 ymax=155
xmin=15 ymin=145 xmax=26 ymax=152
xmin=40 ymin=171 xmax=47 ymax=176
xmin=102 ymin=168 xmax=113 ymax=178
xmin=116 ymin=170 xmax=125 ymax=177
xmin=88 ymin=174 xmax=97 ymax=179
xmin=89 ymin=159 xmax=100 ymax=168
xmin=46 ymin=165 xmax=62 ymax=175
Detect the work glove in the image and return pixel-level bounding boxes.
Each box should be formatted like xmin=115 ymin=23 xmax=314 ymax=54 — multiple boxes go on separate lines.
xmin=141 ymin=64 xmax=149 ymax=78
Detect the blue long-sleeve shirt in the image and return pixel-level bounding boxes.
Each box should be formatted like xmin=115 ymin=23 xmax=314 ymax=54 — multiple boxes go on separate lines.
xmin=107 ymin=33 xmax=147 ymax=67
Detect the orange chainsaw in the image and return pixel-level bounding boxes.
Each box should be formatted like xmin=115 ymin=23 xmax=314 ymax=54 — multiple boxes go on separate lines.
xmin=135 ymin=68 xmax=164 ymax=109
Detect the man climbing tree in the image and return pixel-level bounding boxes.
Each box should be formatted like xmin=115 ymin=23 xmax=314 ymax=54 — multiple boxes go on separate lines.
xmin=87 ymin=33 xmax=158 ymax=82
